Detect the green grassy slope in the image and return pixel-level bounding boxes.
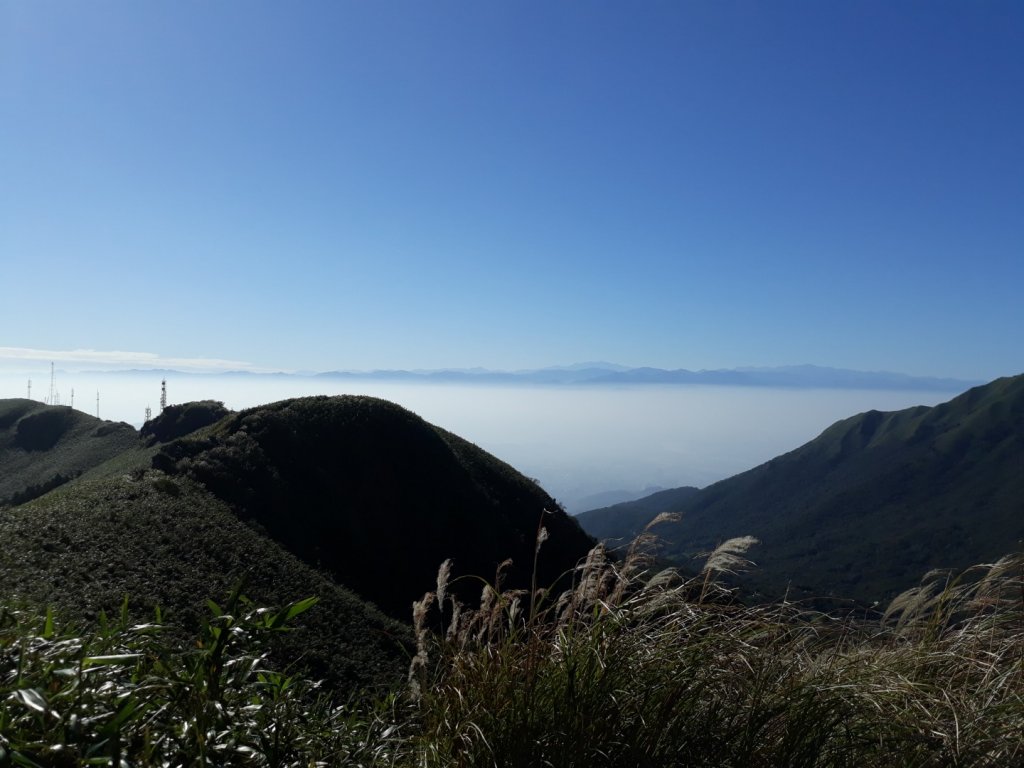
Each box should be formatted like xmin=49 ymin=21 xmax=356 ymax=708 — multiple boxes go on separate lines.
xmin=0 ymin=399 xmax=139 ymax=507
xmin=0 ymin=472 xmax=412 ymax=692
xmin=579 ymin=374 xmax=1024 ymax=605
xmin=152 ymin=395 xmax=596 ymax=617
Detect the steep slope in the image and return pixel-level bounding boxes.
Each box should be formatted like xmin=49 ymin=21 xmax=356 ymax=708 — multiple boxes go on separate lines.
xmin=576 ymin=486 xmax=700 ymax=543
xmin=0 ymin=472 xmax=411 ymax=691
xmin=151 ymin=395 xmax=596 ymax=617
xmin=0 ymin=399 xmax=138 ymax=507
xmin=579 ymin=374 xmax=1024 ymax=605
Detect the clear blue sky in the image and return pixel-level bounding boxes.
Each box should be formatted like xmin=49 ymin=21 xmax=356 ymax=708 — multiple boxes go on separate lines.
xmin=2 ymin=2 xmax=1022 ymax=379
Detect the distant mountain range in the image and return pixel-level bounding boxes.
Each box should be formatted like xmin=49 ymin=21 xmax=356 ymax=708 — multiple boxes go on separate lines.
xmin=89 ymin=363 xmax=980 ymax=391
xmin=313 ymin=364 xmax=981 ymax=390
xmin=576 ymin=374 xmax=1024 ymax=607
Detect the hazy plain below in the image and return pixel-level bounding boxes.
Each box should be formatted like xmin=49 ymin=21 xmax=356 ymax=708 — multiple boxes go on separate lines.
xmin=0 ymin=371 xmax=956 ymax=512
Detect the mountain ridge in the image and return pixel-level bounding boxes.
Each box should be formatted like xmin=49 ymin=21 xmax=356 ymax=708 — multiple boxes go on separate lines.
xmin=576 ymin=374 xmax=1024 ymax=605
xmin=66 ymin=364 xmax=982 ymax=391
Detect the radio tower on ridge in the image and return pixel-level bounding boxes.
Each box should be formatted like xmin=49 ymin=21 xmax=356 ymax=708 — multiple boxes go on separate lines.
xmin=27 ymin=379 xmax=31 ymax=400
xmin=160 ymin=380 xmax=167 ymax=412
xmin=48 ymin=363 xmax=55 ymax=405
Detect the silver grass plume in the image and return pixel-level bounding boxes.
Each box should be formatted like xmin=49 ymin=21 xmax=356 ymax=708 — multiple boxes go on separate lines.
xmin=701 ymin=535 xmax=760 ymax=575
xmin=436 ymin=558 xmax=453 ymax=612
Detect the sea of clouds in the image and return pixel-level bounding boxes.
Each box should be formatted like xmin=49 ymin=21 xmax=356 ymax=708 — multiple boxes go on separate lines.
xmin=0 ymin=370 xmax=952 ymax=513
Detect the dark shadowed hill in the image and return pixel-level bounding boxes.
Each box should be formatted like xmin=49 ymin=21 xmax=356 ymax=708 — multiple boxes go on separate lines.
xmin=578 ymin=374 xmax=1024 ymax=605
xmin=151 ymin=395 xmax=596 ymax=617
xmin=0 ymin=399 xmax=138 ymax=507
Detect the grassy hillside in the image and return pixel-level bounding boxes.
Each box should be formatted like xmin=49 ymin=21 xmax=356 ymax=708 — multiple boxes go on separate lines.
xmin=0 ymin=399 xmax=138 ymax=507
xmin=152 ymin=395 xmax=596 ymax=617
xmin=578 ymin=374 xmax=1024 ymax=605
xmin=0 ymin=471 xmax=411 ymax=692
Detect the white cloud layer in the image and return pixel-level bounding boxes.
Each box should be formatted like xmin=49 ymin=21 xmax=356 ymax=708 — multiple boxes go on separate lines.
xmin=0 ymin=347 xmax=258 ymax=373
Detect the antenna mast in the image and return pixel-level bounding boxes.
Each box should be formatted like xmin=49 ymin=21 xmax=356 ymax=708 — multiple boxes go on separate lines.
xmin=145 ymin=405 xmax=152 ymax=422
xmin=70 ymin=388 xmax=74 ymax=409
xmin=27 ymin=379 xmax=31 ymax=400
xmin=96 ymin=391 xmax=100 ymax=419
xmin=48 ymin=362 xmax=55 ymax=405
xmin=160 ymin=379 xmax=167 ymax=412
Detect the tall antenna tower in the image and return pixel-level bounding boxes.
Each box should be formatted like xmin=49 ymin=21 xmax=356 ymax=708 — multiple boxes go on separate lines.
xmin=160 ymin=379 xmax=167 ymax=412
xmin=145 ymin=405 xmax=152 ymax=422
xmin=27 ymin=379 xmax=31 ymax=400
xmin=96 ymin=391 xmax=100 ymax=419
xmin=70 ymin=388 xmax=74 ymax=409
xmin=48 ymin=362 xmax=55 ymax=406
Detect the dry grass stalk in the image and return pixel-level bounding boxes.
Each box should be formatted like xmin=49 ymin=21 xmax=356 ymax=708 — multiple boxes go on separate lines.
xmin=408 ymin=526 xmax=1024 ymax=767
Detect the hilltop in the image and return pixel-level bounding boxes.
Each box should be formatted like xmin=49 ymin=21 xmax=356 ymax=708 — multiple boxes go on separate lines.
xmin=151 ymin=395 xmax=595 ymax=617
xmin=577 ymin=373 xmax=1024 ymax=605
xmin=0 ymin=394 xmax=594 ymax=690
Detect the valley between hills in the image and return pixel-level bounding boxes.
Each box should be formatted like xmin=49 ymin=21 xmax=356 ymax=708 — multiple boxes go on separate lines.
xmin=1 ymin=375 xmax=1022 ymax=765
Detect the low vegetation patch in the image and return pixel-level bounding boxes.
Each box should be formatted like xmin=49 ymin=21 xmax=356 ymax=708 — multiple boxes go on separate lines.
xmin=0 ymin=588 xmax=401 ymax=767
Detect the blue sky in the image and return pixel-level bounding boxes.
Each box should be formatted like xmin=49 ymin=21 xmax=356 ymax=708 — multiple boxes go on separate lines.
xmin=2 ymin=2 xmax=1022 ymax=379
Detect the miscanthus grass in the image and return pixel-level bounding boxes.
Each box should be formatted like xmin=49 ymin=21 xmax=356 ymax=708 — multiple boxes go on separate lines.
xmin=4 ymin=519 xmax=1023 ymax=767
xmin=404 ymin=516 xmax=1024 ymax=768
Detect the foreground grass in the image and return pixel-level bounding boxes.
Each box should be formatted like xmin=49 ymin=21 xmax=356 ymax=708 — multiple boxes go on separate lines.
xmin=4 ymin=529 xmax=1023 ymax=766
xmin=408 ymin=525 xmax=1024 ymax=767
xmin=0 ymin=588 xmax=402 ymax=767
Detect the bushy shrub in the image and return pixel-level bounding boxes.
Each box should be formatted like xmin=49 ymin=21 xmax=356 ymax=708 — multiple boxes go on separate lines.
xmin=141 ymin=401 xmax=230 ymax=444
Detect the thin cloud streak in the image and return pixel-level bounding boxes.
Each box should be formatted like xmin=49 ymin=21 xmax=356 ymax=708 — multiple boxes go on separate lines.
xmin=0 ymin=347 xmax=261 ymax=373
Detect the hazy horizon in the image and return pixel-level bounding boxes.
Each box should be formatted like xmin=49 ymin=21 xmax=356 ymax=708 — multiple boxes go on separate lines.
xmin=0 ymin=369 xmax=959 ymax=512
